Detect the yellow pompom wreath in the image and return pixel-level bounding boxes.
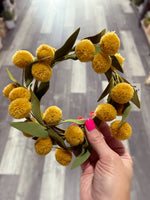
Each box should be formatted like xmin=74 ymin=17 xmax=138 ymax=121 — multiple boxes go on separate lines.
xmin=111 ymin=83 xmax=134 ymax=104
xmin=9 ymin=87 xmax=31 ymax=101
xmin=110 ymin=120 xmax=132 ymax=140
xmin=12 ymin=50 xmax=34 ymax=69
xmin=8 ymin=98 xmax=31 ymax=119
xmin=31 ymin=62 xmax=53 ymax=82
xmin=92 ymin=53 xmax=111 ymax=73
xmin=55 ymin=148 xmax=72 ymax=166
xmin=65 ymin=125 xmax=84 ymax=146
xmin=111 ymin=53 xmax=124 ymax=71
xmin=95 ymin=103 xmax=117 ymax=121
xmin=100 ymin=32 xmax=120 ymax=55
xmin=3 ymin=83 xmax=18 ymax=98
xmin=36 ymin=44 xmax=54 ymax=65
xmin=35 ymin=137 xmax=53 ymax=156
xmin=75 ymin=39 xmax=95 ymax=62
xmin=43 ymin=106 xmax=62 ymax=125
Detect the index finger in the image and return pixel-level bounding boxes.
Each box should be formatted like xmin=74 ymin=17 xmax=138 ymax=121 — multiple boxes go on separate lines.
xmin=98 ymin=121 xmax=130 ymax=157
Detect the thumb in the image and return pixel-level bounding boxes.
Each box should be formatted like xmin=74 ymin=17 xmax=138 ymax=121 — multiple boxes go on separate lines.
xmin=85 ymin=118 xmax=113 ymax=159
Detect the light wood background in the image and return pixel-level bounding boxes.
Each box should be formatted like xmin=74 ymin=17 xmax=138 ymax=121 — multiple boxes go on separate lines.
xmin=0 ymin=0 xmax=150 ymax=199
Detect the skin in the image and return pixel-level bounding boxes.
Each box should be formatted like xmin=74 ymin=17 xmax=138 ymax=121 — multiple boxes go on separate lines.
xmin=80 ymin=121 xmax=133 ymax=200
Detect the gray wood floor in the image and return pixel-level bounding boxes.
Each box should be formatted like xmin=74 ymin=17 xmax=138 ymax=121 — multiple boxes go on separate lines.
xmin=0 ymin=0 xmax=150 ymax=199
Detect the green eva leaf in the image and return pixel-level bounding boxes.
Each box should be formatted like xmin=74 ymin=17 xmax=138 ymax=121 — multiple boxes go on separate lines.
xmin=119 ymin=104 xmax=132 ymax=127
xmin=61 ymin=119 xmax=86 ymax=125
xmin=25 ymin=64 xmax=33 ymax=87
xmin=84 ymin=29 xmax=106 ymax=44
xmin=97 ymin=78 xmax=114 ymax=102
xmin=105 ymin=68 xmax=113 ymax=81
xmin=10 ymin=121 xmax=48 ymax=137
xmin=54 ymin=28 xmax=80 ymax=61
xmin=95 ymin=45 xmax=101 ymax=54
xmin=35 ymin=81 xmax=50 ymax=101
xmin=111 ymin=55 xmax=124 ymax=73
xmin=6 ymin=68 xmax=21 ymax=86
xmin=30 ymin=89 xmax=43 ymax=124
xmin=48 ymin=128 xmax=67 ymax=149
xmin=71 ymin=148 xmax=91 ymax=169
xmin=131 ymin=88 xmax=141 ymax=109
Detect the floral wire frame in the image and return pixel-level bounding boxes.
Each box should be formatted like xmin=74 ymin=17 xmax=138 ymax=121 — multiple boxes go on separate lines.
xmin=3 ymin=28 xmax=140 ymax=169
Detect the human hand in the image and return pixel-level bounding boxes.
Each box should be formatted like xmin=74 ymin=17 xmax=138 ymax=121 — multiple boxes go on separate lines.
xmin=80 ymin=118 xmax=133 ymax=200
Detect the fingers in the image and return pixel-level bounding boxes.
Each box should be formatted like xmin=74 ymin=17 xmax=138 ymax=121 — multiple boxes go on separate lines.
xmin=98 ymin=121 xmax=130 ymax=158
xmin=85 ymin=118 xmax=113 ymax=159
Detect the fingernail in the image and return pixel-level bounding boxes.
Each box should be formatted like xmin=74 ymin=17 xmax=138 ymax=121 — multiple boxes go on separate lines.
xmin=85 ymin=118 xmax=96 ymax=131
xmin=89 ymin=111 xmax=96 ymax=118
xmin=78 ymin=116 xmax=84 ymax=120
xmin=71 ymin=123 xmax=77 ymax=126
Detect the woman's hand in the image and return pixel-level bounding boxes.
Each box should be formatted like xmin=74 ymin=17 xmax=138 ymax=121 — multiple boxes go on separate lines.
xmin=80 ymin=118 xmax=133 ymax=200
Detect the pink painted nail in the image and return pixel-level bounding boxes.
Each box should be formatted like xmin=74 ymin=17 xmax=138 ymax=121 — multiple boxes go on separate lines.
xmin=78 ymin=116 xmax=84 ymax=120
xmin=89 ymin=111 xmax=96 ymax=118
xmin=71 ymin=123 xmax=77 ymax=126
xmin=85 ymin=118 xmax=96 ymax=131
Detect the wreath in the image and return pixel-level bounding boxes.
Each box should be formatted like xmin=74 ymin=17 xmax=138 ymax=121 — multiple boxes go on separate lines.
xmin=3 ymin=28 xmax=140 ymax=169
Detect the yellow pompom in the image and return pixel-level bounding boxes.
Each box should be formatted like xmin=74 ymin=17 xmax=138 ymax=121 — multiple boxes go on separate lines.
xmin=8 ymin=98 xmax=31 ymax=119
xmin=55 ymin=148 xmax=72 ymax=166
xmin=111 ymin=83 xmax=134 ymax=104
xmin=75 ymin=39 xmax=95 ymax=62
xmin=43 ymin=106 xmax=62 ymax=125
xmin=111 ymin=53 xmax=124 ymax=71
xmin=3 ymin=83 xmax=18 ymax=98
xmin=32 ymin=62 xmax=53 ymax=82
xmin=35 ymin=137 xmax=53 ymax=156
xmin=65 ymin=125 xmax=84 ymax=146
xmin=92 ymin=53 xmax=111 ymax=73
xmin=9 ymin=87 xmax=31 ymax=101
xmin=110 ymin=120 xmax=132 ymax=140
xmin=36 ymin=44 xmax=54 ymax=65
xmin=12 ymin=50 xmax=34 ymax=69
xmin=100 ymin=32 xmax=120 ymax=55
xmin=95 ymin=103 xmax=117 ymax=121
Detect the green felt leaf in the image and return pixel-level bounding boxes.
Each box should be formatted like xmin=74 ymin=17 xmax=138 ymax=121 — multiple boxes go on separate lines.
xmin=119 ymin=104 xmax=132 ymax=127
xmin=10 ymin=121 xmax=48 ymax=137
xmin=95 ymin=45 xmax=101 ymax=54
xmin=97 ymin=78 xmax=114 ymax=102
xmin=6 ymin=68 xmax=21 ymax=86
xmin=30 ymin=89 xmax=43 ymax=124
xmin=71 ymin=148 xmax=91 ymax=169
xmin=105 ymin=68 xmax=113 ymax=81
xmin=84 ymin=29 xmax=106 ymax=44
xmin=111 ymin=55 xmax=124 ymax=73
xmin=35 ymin=81 xmax=50 ymax=101
xmin=61 ymin=119 xmax=86 ymax=125
xmin=25 ymin=64 xmax=33 ymax=87
xmin=54 ymin=28 xmax=80 ymax=61
xmin=48 ymin=128 xmax=67 ymax=149
xmin=65 ymin=53 xmax=78 ymax=60
xmin=131 ymin=88 xmax=141 ymax=109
